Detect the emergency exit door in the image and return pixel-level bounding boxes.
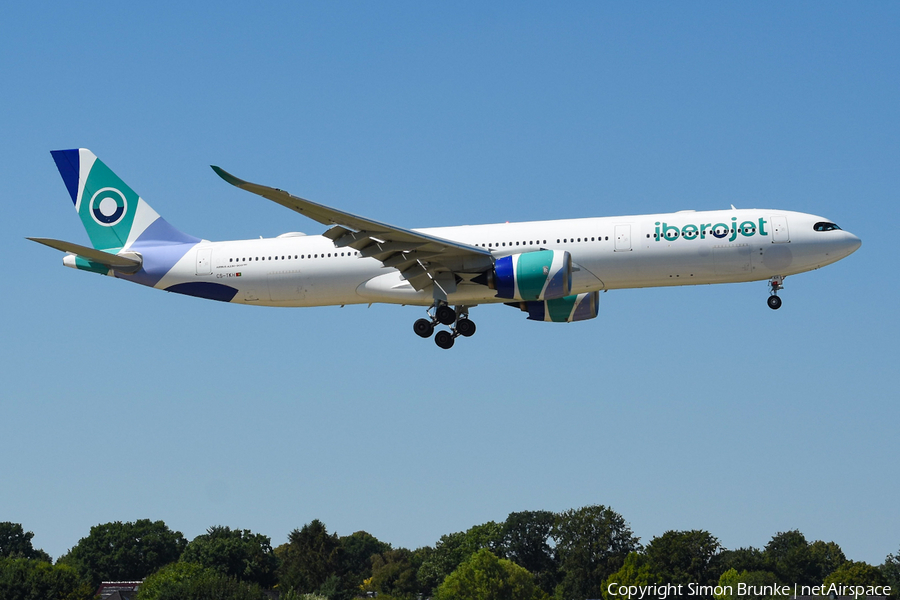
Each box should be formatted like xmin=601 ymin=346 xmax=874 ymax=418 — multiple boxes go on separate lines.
xmin=771 ymin=216 xmax=790 ymax=243
xmin=615 ymin=224 xmax=632 ymax=252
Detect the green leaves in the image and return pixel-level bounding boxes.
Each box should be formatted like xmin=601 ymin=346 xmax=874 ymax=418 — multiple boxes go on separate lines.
xmin=0 ymin=522 xmax=51 ymax=561
xmin=552 ymin=505 xmax=641 ymax=600
xmin=63 ymin=519 xmax=187 ymax=587
xmin=137 ymin=562 xmax=269 ymax=600
xmin=0 ymin=557 xmax=93 ymax=600
xmin=180 ymin=526 xmax=279 ymax=588
xmin=435 ymin=549 xmax=545 ymax=600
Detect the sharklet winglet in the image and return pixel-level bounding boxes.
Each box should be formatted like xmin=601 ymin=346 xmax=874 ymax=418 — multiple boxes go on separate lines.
xmin=211 ymin=165 xmax=249 ymax=188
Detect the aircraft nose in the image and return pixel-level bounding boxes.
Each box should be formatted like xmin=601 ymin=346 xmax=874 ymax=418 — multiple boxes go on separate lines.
xmin=843 ymin=232 xmax=861 ymax=255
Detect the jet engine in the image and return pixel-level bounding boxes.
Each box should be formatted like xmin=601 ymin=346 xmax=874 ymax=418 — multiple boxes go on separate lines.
xmin=476 ymin=249 xmax=572 ymax=301
xmin=508 ymin=291 xmax=600 ymax=323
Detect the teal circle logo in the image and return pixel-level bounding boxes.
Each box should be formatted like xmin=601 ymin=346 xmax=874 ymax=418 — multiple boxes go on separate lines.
xmin=89 ymin=187 xmax=127 ymax=226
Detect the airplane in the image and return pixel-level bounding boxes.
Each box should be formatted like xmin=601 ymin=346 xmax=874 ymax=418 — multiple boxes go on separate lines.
xmin=31 ymin=149 xmax=861 ymax=349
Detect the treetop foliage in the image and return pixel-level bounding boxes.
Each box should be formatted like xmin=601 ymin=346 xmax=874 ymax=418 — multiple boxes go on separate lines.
xmin=137 ymin=561 xmax=269 ymax=600
xmin=277 ymin=519 xmax=348 ymax=598
xmin=882 ymin=547 xmax=900 ymax=599
xmin=763 ymin=530 xmax=848 ymax=587
xmin=2 ymin=511 xmax=897 ymax=600
xmin=180 ymin=525 xmax=279 ymax=588
xmin=645 ymin=530 xmax=722 ymax=586
xmin=0 ymin=522 xmax=51 ymax=562
xmin=0 ymin=556 xmax=94 ymax=600
xmin=822 ymin=561 xmax=889 ymax=589
xmin=434 ymin=548 xmax=545 ymax=600
xmin=60 ymin=519 xmax=187 ymax=587
xmin=552 ymin=504 xmax=641 ymax=600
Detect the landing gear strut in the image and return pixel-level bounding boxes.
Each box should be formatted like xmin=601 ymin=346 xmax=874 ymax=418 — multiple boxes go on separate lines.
xmin=413 ymin=303 xmax=477 ymax=348
xmin=767 ymin=276 xmax=784 ymax=310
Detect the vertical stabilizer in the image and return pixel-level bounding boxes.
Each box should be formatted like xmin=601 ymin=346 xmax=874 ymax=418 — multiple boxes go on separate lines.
xmin=50 ymin=149 xmax=199 ymax=251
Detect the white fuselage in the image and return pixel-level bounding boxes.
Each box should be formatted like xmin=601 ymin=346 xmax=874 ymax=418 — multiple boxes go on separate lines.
xmin=150 ymin=208 xmax=860 ymax=308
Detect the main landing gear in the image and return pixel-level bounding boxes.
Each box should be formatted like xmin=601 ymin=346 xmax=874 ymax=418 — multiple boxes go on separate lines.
xmin=413 ymin=303 xmax=476 ymax=349
xmin=767 ymin=276 xmax=784 ymax=310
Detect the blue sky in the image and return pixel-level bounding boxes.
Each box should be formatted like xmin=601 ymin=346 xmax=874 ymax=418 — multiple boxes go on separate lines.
xmin=1 ymin=2 xmax=898 ymax=566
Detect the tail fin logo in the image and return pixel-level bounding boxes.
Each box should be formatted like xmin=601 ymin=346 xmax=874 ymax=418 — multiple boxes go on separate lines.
xmin=90 ymin=187 xmax=128 ymax=226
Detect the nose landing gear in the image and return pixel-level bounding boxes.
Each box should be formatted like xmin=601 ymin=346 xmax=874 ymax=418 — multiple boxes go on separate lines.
xmin=413 ymin=303 xmax=476 ymax=348
xmin=767 ymin=276 xmax=784 ymax=310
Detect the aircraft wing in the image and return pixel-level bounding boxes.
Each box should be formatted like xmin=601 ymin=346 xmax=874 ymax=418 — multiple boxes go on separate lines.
xmin=28 ymin=237 xmax=142 ymax=272
xmin=212 ymin=166 xmax=494 ymax=294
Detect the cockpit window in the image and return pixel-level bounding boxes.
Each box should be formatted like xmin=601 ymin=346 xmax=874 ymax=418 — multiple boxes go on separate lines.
xmin=813 ymin=222 xmax=841 ymax=232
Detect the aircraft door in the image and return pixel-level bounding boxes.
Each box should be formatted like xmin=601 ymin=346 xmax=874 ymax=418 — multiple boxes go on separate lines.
xmin=196 ymin=247 xmax=212 ymax=275
xmin=771 ymin=216 xmax=790 ymax=243
xmin=614 ymin=224 xmax=632 ymax=252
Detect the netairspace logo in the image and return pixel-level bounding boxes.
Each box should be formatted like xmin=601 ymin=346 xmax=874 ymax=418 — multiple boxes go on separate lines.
xmin=654 ymin=218 xmax=769 ymax=243
xmin=604 ymin=582 xmax=893 ymax=600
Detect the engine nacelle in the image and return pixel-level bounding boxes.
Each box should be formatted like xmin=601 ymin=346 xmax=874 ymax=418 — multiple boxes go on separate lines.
xmin=492 ymin=250 xmax=572 ymax=301
xmin=513 ymin=291 xmax=600 ymax=323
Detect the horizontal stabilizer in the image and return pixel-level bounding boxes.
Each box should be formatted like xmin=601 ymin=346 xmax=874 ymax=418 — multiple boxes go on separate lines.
xmin=27 ymin=237 xmax=142 ymax=272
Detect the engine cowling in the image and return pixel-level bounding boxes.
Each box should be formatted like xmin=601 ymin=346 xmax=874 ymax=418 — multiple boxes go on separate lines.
xmin=492 ymin=250 xmax=572 ymax=300
xmin=513 ymin=291 xmax=599 ymax=322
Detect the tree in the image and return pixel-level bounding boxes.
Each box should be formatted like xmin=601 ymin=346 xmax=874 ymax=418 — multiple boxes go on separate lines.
xmin=764 ymin=530 xmax=813 ymax=585
xmin=552 ymin=505 xmax=641 ymax=600
xmin=137 ymin=561 xmax=269 ymax=600
xmin=0 ymin=556 xmax=94 ymax=600
xmin=180 ymin=526 xmax=279 ymax=588
xmin=434 ymin=548 xmax=545 ymax=600
xmin=417 ymin=521 xmax=505 ymax=593
xmin=370 ymin=547 xmax=429 ymax=599
xmin=501 ymin=511 xmax=559 ymax=594
xmin=714 ymin=548 xmax=768 ymax=577
xmin=645 ymin=530 xmax=722 ymax=588
xmin=809 ymin=540 xmax=847 ymax=581
xmin=61 ymin=519 xmax=187 ymax=587
xmin=881 ymin=547 xmax=900 ymax=600
xmin=602 ymin=552 xmax=659 ymax=600
xmin=338 ymin=530 xmax=389 ymax=588
xmin=763 ymin=530 xmax=847 ymax=586
xmin=822 ymin=561 xmax=889 ymax=590
xmin=277 ymin=520 xmax=344 ymax=597
xmin=0 ymin=522 xmax=51 ymax=561
xmin=714 ymin=568 xmax=788 ymax=600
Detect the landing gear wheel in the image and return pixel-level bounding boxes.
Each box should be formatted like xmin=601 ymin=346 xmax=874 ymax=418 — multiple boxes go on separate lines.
xmin=434 ymin=330 xmax=455 ymax=349
xmin=435 ymin=305 xmax=457 ymax=325
xmin=767 ymin=295 xmax=782 ymax=310
xmin=456 ymin=318 xmax=476 ymax=337
xmin=414 ymin=318 xmax=435 ymax=338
